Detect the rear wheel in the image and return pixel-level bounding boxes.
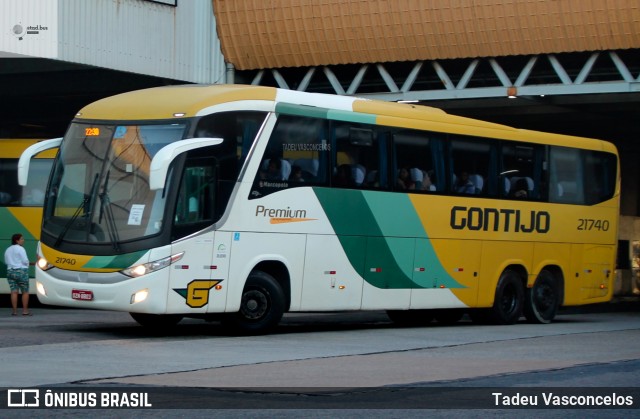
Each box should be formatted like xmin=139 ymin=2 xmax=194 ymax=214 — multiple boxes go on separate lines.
xmin=222 ymin=270 xmax=285 ymax=335
xmin=524 ymin=270 xmax=560 ymax=324
xmin=489 ymin=269 xmax=524 ymax=325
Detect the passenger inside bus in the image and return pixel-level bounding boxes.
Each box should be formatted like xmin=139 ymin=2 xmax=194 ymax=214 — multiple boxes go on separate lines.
xmin=420 ymin=169 xmax=436 ymax=191
xmin=289 ymin=165 xmax=304 ymax=182
xmin=333 ymin=164 xmax=354 ymax=187
xmin=396 ymin=167 xmax=415 ymax=190
xmin=455 ymin=171 xmax=476 ymax=194
xmin=261 ymin=158 xmax=291 ymax=181
xmin=292 ymin=158 xmax=319 ymax=181
xmin=352 ymin=164 xmax=366 ymax=186
xmin=366 ymin=170 xmax=380 ymax=188
xmin=511 ymin=177 xmax=531 ymax=199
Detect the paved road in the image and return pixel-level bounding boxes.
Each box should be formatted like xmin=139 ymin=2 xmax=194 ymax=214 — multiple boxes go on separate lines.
xmin=0 ymin=300 xmax=639 ymax=417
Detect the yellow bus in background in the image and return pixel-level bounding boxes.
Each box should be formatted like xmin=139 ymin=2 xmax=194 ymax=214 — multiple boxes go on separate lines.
xmin=20 ymin=85 xmax=619 ymax=333
xmin=1 ymin=139 xmax=57 ymax=294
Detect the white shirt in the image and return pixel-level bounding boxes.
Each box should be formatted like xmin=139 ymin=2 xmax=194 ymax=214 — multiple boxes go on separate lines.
xmin=4 ymin=244 xmax=29 ymax=269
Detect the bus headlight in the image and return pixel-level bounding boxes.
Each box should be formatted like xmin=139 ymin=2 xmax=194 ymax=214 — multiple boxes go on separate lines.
xmin=120 ymin=252 xmax=184 ymax=278
xmin=37 ymin=256 xmax=53 ymax=271
xmin=36 ymin=281 xmax=47 ymax=296
xmin=131 ymin=289 xmax=149 ymax=304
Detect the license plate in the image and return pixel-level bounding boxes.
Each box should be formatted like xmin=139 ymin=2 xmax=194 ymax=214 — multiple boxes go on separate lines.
xmin=72 ymin=289 xmax=94 ymax=301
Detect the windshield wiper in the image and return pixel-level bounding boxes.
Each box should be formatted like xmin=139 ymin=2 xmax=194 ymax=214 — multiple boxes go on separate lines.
xmin=98 ymin=170 xmax=121 ymax=252
xmin=55 ymin=174 xmax=99 ymax=248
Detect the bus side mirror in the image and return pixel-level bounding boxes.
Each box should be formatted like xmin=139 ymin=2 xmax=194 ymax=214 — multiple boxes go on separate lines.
xmin=18 ymin=138 xmax=62 ymax=186
xmin=149 ymin=137 xmax=223 ymax=190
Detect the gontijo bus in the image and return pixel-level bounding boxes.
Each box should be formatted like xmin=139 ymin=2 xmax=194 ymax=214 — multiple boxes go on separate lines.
xmin=1 ymin=139 xmax=56 ymax=294
xmin=19 ymin=84 xmax=619 ymax=333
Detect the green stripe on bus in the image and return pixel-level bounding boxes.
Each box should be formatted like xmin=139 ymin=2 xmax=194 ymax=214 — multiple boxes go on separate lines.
xmin=360 ymin=192 xmax=427 ymax=238
xmin=326 ymin=109 xmax=376 ymax=124
xmin=275 ymin=103 xmax=328 ymax=119
xmin=276 ymin=103 xmax=377 ymax=124
xmin=360 ymin=192 xmax=463 ymax=289
xmin=313 ymin=188 xmax=463 ymax=289
xmin=313 ymin=188 xmax=416 ymax=289
xmin=83 ymin=250 xmax=147 ymax=269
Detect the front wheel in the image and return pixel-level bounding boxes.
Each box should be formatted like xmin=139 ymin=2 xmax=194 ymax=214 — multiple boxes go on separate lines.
xmin=489 ymin=269 xmax=525 ymax=325
xmin=222 ymin=270 xmax=285 ymax=335
xmin=524 ymin=270 xmax=560 ymax=324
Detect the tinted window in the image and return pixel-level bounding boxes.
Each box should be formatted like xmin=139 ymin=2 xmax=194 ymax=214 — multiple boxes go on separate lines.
xmin=393 ymin=131 xmax=437 ymax=192
xmin=449 ymin=137 xmax=494 ymax=196
xmin=251 ymin=115 xmax=330 ymax=199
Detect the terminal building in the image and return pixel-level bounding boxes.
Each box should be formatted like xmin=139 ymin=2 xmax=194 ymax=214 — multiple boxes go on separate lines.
xmin=1 ymin=0 xmax=639 ymax=292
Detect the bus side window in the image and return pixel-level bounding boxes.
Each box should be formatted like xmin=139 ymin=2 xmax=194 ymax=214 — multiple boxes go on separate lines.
xmin=549 ymin=146 xmax=583 ymax=204
xmin=174 ymin=164 xmax=214 ymax=226
xmin=392 ymin=131 xmax=436 ymax=193
xmin=250 ymin=115 xmax=329 ymax=199
xmin=501 ymin=142 xmax=540 ymax=200
xmin=449 ymin=136 xmax=493 ymax=196
xmin=22 ymin=159 xmax=54 ymax=206
xmin=0 ymin=159 xmax=19 ymax=205
xmin=331 ymin=122 xmax=380 ymax=189
xmin=548 ymin=146 xmax=617 ymax=205
xmin=584 ymin=150 xmax=617 ymax=205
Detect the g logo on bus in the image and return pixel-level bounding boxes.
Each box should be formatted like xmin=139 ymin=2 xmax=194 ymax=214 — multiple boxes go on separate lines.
xmin=173 ymin=279 xmax=221 ymax=308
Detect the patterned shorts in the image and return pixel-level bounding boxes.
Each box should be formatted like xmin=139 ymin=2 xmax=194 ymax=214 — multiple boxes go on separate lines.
xmin=7 ymin=268 xmax=29 ymax=293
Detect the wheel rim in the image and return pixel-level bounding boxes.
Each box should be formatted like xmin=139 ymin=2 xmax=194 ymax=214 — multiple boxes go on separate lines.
xmin=501 ymin=284 xmax=517 ymax=315
xmin=240 ymin=289 xmax=269 ymax=320
xmin=534 ymin=282 xmax=555 ymax=312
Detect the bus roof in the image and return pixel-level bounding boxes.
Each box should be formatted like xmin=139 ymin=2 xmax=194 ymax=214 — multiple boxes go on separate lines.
xmin=76 ymin=84 xmax=277 ymax=121
xmin=74 ymin=84 xmax=617 ymax=154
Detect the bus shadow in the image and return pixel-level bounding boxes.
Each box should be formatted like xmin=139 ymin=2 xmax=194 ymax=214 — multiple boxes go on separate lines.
xmin=63 ymin=311 xmax=478 ymax=339
xmin=22 ymin=299 xmax=638 ymax=340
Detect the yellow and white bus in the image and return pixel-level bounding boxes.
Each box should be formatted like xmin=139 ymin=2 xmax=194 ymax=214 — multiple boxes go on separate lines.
xmin=19 ymin=85 xmax=619 ymax=333
xmin=1 ymin=139 xmax=57 ymax=294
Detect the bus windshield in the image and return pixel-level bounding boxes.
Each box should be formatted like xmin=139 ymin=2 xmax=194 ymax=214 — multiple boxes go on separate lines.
xmin=44 ymin=122 xmax=187 ymax=247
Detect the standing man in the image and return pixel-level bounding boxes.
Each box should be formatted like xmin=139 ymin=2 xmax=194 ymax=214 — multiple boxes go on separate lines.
xmin=4 ymin=233 xmax=31 ymax=316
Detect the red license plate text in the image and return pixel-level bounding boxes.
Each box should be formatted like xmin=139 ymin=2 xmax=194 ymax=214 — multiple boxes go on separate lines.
xmin=72 ymin=289 xmax=94 ymax=301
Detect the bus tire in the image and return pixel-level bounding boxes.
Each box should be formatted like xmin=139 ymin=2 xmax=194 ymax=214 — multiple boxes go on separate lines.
xmin=387 ymin=309 xmax=434 ymax=326
xmin=490 ymin=269 xmax=524 ymax=325
xmin=524 ymin=270 xmax=560 ymax=324
xmin=130 ymin=313 xmax=183 ymax=329
xmin=223 ymin=270 xmax=285 ymax=335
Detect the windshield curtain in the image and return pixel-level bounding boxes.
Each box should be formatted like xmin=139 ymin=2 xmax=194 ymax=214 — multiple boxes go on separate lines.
xmin=44 ymin=122 xmax=186 ymax=246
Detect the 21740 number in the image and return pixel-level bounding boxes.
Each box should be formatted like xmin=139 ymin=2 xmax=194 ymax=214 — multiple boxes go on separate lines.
xmin=577 ymin=218 xmax=610 ymax=231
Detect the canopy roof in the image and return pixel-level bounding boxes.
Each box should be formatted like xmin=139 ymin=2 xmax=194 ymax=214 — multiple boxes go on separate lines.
xmin=213 ymin=0 xmax=640 ymax=70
